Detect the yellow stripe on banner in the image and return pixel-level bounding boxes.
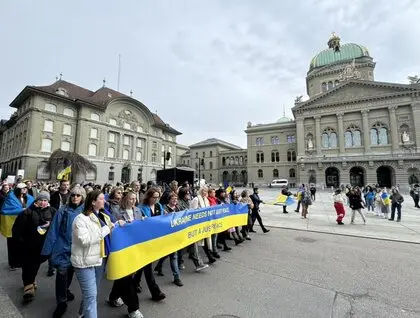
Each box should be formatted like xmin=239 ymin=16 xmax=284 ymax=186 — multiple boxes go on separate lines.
xmin=0 ymin=215 xmax=17 ymax=238
xmin=107 ymin=213 xmax=247 ymax=280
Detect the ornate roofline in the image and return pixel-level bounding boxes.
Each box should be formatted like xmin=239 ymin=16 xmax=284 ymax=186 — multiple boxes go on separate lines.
xmin=294 ymin=80 xmax=420 ymax=111
xmin=306 ymin=61 xmax=375 ymax=81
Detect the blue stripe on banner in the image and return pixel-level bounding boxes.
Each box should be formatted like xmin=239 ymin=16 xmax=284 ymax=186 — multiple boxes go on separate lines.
xmin=110 ymin=203 xmax=248 ymax=252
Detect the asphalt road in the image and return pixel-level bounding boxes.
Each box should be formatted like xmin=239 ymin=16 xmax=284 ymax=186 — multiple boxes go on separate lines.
xmin=1 ymin=228 xmax=420 ymax=318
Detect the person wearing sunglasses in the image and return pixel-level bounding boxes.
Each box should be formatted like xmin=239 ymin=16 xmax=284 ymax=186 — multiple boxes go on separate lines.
xmin=41 ymin=186 xmax=86 ymax=318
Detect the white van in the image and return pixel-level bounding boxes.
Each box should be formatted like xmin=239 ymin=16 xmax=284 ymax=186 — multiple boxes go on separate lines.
xmin=269 ymin=179 xmax=289 ymax=188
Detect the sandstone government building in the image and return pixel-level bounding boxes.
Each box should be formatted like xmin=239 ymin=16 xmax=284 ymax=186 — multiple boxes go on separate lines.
xmin=1 ymin=35 xmax=420 ymax=190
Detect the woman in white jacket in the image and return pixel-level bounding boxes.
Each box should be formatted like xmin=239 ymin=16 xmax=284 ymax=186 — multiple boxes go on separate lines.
xmin=71 ymin=190 xmax=124 ymax=318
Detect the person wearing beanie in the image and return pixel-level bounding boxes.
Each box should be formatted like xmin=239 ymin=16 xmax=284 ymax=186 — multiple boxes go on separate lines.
xmin=12 ymin=191 xmax=56 ymax=301
xmin=41 ymin=186 xmax=86 ymax=318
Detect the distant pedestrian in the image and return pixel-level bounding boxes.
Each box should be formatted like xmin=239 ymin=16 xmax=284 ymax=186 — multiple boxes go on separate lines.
xmin=333 ymin=189 xmax=346 ymax=225
xmin=389 ymin=188 xmax=404 ymax=222
xmin=347 ymin=188 xmax=366 ymax=224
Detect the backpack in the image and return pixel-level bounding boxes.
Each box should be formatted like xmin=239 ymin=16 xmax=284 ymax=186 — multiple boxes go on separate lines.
xmin=302 ymin=192 xmax=313 ymax=205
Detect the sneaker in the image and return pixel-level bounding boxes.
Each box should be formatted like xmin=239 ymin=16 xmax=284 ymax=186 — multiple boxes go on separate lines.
xmin=151 ymin=292 xmax=166 ymax=302
xmin=178 ymin=264 xmax=185 ymax=270
xmin=155 ymin=271 xmax=164 ymax=277
xmin=208 ymin=258 xmax=217 ymax=264
xmin=23 ymin=284 xmax=35 ymax=301
xmin=47 ymin=268 xmax=56 ymax=277
xmin=53 ymin=302 xmax=68 ymax=318
xmin=388 ymin=219 xmax=394 ymax=221
xmin=245 ymin=236 xmax=251 ymax=240
xmin=108 ymin=297 xmax=124 ymax=307
xmin=128 ymin=309 xmax=144 ymax=318
xmin=249 ymin=229 xmax=256 ymax=233
xmin=263 ymin=229 xmax=270 ymax=233
xmin=195 ymin=264 xmax=209 ymax=272
xmin=173 ymin=278 xmax=183 ymax=287
xmin=67 ymin=290 xmax=75 ymax=301
xmin=337 ymin=222 xmax=344 ymax=225
xmin=212 ymin=252 xmax=221 ymax=259
xmin=223 ymin=246 xmax=232 ymax=251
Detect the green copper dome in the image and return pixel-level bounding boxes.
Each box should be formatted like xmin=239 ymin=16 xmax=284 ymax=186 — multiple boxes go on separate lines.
xmin=309 ymin=43 xmax=370 ymax=70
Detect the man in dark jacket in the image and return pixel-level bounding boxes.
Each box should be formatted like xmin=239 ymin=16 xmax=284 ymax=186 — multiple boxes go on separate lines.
xmin=50 ymin=180 xmax=70 ymax=210
xmin=249 ymin=188 xmax=269 ymax=233
xmin=281 ymin=187 xmax=292 ymax=214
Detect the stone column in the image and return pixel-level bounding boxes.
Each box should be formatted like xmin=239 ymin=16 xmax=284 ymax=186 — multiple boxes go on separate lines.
xmin=337 ymin=113 xmax=345 ymax=154
xmin=315 ymin=116 xmax=322 ymax=156
xmin=296 ymin=118 xmax=305 ymax=158
xmin=361 ymin=110 xmax=370 ymax=154
xmin=388 ymin=106 xmax=399 ymax=152
xmin=411 ymin=102 xmax=420 ymax=152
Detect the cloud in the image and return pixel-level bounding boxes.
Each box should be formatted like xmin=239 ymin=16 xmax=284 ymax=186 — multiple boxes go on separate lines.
xmin=0 ymin=0 xmax=419 ymax=149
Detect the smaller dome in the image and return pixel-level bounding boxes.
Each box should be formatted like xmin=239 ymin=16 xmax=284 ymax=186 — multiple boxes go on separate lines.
xmin=277 ymin=116 xmax=292 ymax=123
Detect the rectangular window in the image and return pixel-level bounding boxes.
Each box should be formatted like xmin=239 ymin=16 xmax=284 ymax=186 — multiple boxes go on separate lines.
xmin=107 ymin=147 xmax=115 ymax=158
xmin=61 ymin=141 xmax=70 ymax=151
xmin=123 ymin=136 xmax=130 ymax=145
xmin=108 ymin=132 xmax=115 ymax=143
xmin=41 ymin=139 xmax=52 ymax=152
xmin=137 ymin=126 xmax=143 ymax=133
xmin=136 ymin=151 xmax=142 ymax=161
xmin=161 ymin=145 xmax=165 ymax=152
xmin=90 ymin=128 xmax=98 ymax=139
xmin=123 ymin=123 xmax=131 ymax=130
xmin=44 ymin=103 xmax=57 ymax=112
xmin=88 ymin=144 xmax=97 ymax=156
xmin=109 ymin=118 xmax=117 ymax=126
xmin=63 ymin=108 xmax=74 ymax=117
xmin=62 ymin=124 xmax=72 ymax=135
xmin=91 ymin=113 xmax=100 ymax=121
xmin=123 ymin=149 xmax=129 ymax=160
xmin=168 ymin=146 xmax=172 ymax=165
xmin=152 ymin=141 xmax=157 ymax=149
xmin=44 ymin=120 xmax=54 ymax=132
xmin=137 ymin=138 xmax=142 ymax=148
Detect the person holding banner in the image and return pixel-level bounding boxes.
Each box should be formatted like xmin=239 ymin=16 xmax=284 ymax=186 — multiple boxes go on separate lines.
xmin=177 ymin=187 xmax=209 ymax=272
xmin=154 ymin=192 xmax=184 ymax=287
xmin=190 ymin=186 xmax=218 ymax=263
xmin=239 ymin=190 xmax=254 ymax=240
xmin=135 ymin=187 xmax=166 ymax=301
xmin=107 ymin=191 xmax=144 ymax=318
xmin=71 ymin=190 xmax=125 ymax=318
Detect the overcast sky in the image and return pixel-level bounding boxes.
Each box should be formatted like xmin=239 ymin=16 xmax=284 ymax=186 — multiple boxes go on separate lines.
xmin=1 ymin=1 xmax=419 ymax=148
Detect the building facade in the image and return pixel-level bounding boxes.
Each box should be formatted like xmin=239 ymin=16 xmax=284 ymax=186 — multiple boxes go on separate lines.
xmin=0 ymin=80 xmax=181 ymax=184
xmin=245 ymin=34 xmax=420 ymax=190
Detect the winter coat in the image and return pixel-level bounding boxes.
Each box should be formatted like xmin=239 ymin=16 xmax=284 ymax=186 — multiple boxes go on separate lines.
xmin=177 ymin=198 xmax=190 ymax=211
xmin=12 ymin=203 xmax=55 ymax=256
xmin=71 ymin=212 xmax=111 ymax=269
xmin=250 ymin=193 xmax=263 ymax=211
xmin=41 ymin=203 xmax=84 ymax=269
xmin=348 ymin=193 xmax=364 ymax=210
xmin=0 ymin=192 xmax=34 ymax=238
xmin=50 ymin=191 xmax=71 ymax=210
xmin=390 ymin=192 xmax=404 ymax=205
xmin=138 ymin=202 xmax=164 ymax=218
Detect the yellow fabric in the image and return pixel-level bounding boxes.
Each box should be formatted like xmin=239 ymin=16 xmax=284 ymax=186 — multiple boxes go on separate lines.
xmin=0 ymin=215 xmax=17 ymax=238
xmin=57 ymin=166 xmax=72 ymax=180
xmin=297 ymin=192 xmax=302 ymax=201
xmin=92 ymin=213 xmax=106 ymax=259
xmin=225 ymin=186 xmax=232 ymax=194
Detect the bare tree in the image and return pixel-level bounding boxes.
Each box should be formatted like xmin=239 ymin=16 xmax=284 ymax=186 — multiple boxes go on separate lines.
xmin=408 ymin=75 xmax=420 ymax=84
xmin=46 ymin=149 xmax=96 ymax=181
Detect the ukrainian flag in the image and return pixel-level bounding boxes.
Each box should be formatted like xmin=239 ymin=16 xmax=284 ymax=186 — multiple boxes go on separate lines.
xmin=273 ymin=194 xmax=296 ymax=206
xmin=57 ymin=166 xmax=71 ymax=180
xmin=107 ymin=203 xmax=248 ymax=280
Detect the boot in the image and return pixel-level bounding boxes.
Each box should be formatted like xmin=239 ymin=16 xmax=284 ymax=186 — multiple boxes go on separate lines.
xmin=53 ymin=302 xmax=68 ymax=318
xmin=23 ymin=284 xmax=35 ymax=301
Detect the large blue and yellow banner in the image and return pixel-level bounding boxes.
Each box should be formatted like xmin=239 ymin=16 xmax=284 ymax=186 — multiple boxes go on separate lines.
xmin=107 ymin=203 xmax=248 ymax=280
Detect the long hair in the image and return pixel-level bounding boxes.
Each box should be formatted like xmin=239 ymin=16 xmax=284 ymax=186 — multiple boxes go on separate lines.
xmin=142 ymin=187 xmax=161 ymax=205
xmin=120 ymin=191 xmax=136 ymax=210
xmin=83 ymin=189 xmax=102 ymax=215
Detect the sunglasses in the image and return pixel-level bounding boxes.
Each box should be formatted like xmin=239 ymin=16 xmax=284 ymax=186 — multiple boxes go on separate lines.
xmin=71 ymin=193 xmax=81 ymax=197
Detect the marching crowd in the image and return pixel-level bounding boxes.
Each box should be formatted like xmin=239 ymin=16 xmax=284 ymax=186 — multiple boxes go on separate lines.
xmin=0 ymin=179 xmax=270 ymax=318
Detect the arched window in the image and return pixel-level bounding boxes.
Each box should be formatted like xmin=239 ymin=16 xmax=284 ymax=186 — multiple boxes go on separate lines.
xmin=345 ymin=125 xmax=362 ymax=147
xmin=289 ymin=169 xmax=296 ymax=178
xmin=371 ymin=123 xmax=388 ymax=145
xmin=257 ymin=151 xmax=264 ymax=163
xmin=327 ymin=81 xmax=333 ymax=90
xmin=45 ymin=103 xmax=57 ymax=112
xmin=321 ymin=82 xmax=327 ymax=92
xmin=210 ymin=151 xmax=213 ymax=157
xmin=209 ymin=161 xmax=213 ymax=169
xmin=322 ymin=128 xmax=337 ymax=148
xmin=271 ymin=136 xmax=280 ymax=145
xmin=271 ymin=150 xmax=279 ymax=162
xmin=222 ymin=157 xmax=226 ymax=166
xmin=273 ymin=169 xmax=279 ymax=178
xmin=151 ymin=152 xmax=157 ymax=163
xmin=257 ymin=169 xmax=263 ymax=178
xmin=287 ymin=150 xmax=296 ymax=162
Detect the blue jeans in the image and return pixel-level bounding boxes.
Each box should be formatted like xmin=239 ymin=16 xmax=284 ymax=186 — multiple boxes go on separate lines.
xmin=366 ymin=198 xmax=374 ymax=211
xmin=156 ymin=252 xmax=180 ymax=279
xmin=75 ymin=264 xmax=103 ymax=318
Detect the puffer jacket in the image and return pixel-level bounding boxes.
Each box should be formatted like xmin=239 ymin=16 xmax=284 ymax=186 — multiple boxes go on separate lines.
xmin=71 ymin=212 xmax=111 ymax=268
xmin=41 ymin=203 xmax=84 ymax=270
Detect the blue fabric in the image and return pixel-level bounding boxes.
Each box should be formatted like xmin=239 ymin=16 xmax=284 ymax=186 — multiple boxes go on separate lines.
xmin=137 ymin=202 xmax=164 ymax=218
xmin=365 ymin=191 xmax=375 ymax=200
xmin=95 ymin=210 xmax=115 ymax=257
xmin=41 ymin=204 xmax=84 ymax=270
xmin=0 ymin=192 xmax=34 ymax=215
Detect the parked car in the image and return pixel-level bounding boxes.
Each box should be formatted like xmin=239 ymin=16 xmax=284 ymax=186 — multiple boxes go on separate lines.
xmin=269 ymin=179 xmax=289 ymax=188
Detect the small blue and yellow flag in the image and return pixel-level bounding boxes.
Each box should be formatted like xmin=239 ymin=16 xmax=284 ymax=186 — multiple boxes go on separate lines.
xmin=57 ymin=166 xmax=71 ymax=180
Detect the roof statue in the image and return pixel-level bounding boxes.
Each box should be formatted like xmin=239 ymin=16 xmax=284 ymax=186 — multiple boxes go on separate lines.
xmin=328 ymin=32 xmax=341 ymax=52
xmin=295 ymin=95 xmax=303 ymax=103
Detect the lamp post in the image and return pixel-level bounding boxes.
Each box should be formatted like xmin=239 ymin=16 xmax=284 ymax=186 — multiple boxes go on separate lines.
xmin=198 ymin=158 xmax=204 ymax=185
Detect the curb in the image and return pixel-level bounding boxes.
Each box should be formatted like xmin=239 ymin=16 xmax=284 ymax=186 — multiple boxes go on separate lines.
xmin=0 ymin=287 xmax=22 ymax=318
xmin=266 ymin=225 xmax=420 ymax=245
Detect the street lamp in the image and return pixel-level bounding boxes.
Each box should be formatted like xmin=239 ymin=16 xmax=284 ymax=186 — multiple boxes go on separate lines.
xmin=198 ymin=158 xmax=204 ymax=185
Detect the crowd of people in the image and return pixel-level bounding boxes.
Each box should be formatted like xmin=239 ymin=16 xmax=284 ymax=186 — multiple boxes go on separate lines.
xmin=0 ymin=179 xmax=270 ymax=318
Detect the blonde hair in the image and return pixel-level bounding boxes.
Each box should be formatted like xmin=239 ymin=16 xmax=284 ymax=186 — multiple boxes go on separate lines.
xmin=120 ymin=191 xmax=136 ymax=210
xmin=198 ymin=186 xmax=208 ymax=197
